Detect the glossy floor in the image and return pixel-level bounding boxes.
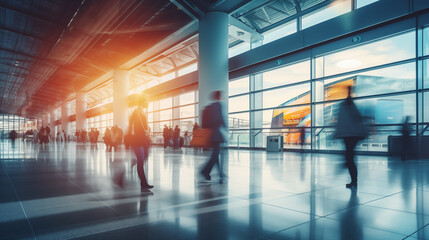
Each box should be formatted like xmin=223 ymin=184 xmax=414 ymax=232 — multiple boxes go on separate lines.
xmin=0 ymin=140 xmax=429 ymax=240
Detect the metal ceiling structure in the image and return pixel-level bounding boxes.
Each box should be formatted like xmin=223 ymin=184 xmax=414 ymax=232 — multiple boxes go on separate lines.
xmin=0 ymin=0 xmax=192 ymax=118
xmin=1 ymin=0 xmax=343 ymax=119
xmin=233 ymin=0 xmax=336 ymax=32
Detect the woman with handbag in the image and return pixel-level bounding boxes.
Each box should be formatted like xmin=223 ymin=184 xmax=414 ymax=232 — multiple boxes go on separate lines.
xmin=128 ymin=94 xmax=153 ymax=190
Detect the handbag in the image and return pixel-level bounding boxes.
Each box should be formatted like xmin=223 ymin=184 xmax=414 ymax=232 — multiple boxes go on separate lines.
xmin=129 ymin=108 xmax=151 ymax=147
xmin=190 ymin=128 xmax=213 ymax=148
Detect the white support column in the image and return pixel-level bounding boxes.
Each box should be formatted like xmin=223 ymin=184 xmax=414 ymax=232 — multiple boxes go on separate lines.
xmin=172 ymin=95 xmax=180 ymax=128
xmin=61 ymin=101 xmax=71 ymax=136
xmin=153 ymin=100 xmax=161 ymax=132
xmin=41 ymin=113 xmax=49 ymax=127
xmin=113 ymin=70 xmax=130 ymax=131
xmin=198 ymin=11 xmax=229 ymax=125
xmin=76 ymin=92 xmax=88 ymax=131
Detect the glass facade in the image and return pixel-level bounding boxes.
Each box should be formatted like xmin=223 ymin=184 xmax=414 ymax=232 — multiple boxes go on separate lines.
xmin=228 ymin=26 xmax=427 ymax=152
xmin=48 ymin=1 xmax=429 ymax=152
xmin=0 ymin=114 xmax=29 ymax=139
xmin=148 ymin=91 xmax=198 ymax=144
xmin=87 ymin=113 xmax=113 ymax=139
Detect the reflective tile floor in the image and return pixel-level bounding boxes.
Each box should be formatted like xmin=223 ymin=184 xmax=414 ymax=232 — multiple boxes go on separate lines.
xmin=1 ymin=140 xmax=429 ymax=240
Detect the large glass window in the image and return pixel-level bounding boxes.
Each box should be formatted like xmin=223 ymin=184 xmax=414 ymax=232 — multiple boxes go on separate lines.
xmin=179 ymin=92 xmax=195 ymax=105
xmin=316 ymin=31 xmax=416 ymax=78
xmin=229 ymin=112 xmax=250 ymax=130
xmin=424 ymin=92 xmax=429 ymax=123
xmin=262 ymin=60 xmax=310 ymax=89
xmin=315 ymin=63 xmax=416 ymax=102
xmin=229 ymin=95 xmax=249 ymax=113
xmin=262 ymin=83 xmax=310 ymax=109
xmin=160 ymin=109 xmax=172 ymax=121
xmin=424 ymin=27 xmax=429 ymax=57
xmin=357 ymin=0 xmax=379 ymax=9
xmin=229 ymin=130 xmax=250 ymax=148
xmin=160 ymin=97 xmax=172 ymax=110
xmin=302 ymin=0 xmax=351 ymax=30
xmin=262 ymin=20 xmax=297 ymax=45
xmin=230 ymin=24 xmax=423 ymax=152
xmin=179 ymin=105 xmax=195 ymax=118
xmin=229 ymin=77 xmax=249 ymax=96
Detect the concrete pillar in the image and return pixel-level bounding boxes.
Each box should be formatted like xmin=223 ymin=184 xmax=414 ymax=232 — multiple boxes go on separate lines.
xmin=76 ymin=92 xmax=87 ymax=131
xmin=113 ymin=70 xmax=129 ymax=131
xmin=61 ymin=101 xmax=71 ymax=136
xmin=153 ymin=100 xmax=160 ymax=132
xmin=172 ymin=95 xmax=180 ymax=128
xmin=41 ymin=113 xmax=49 ymax=127
xmin=198 ymin=11 xmax=229 ymax=125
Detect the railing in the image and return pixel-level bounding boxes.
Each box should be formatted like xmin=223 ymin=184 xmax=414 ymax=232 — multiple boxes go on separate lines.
xmin=420 ymin=124 xmax=429 ymax=136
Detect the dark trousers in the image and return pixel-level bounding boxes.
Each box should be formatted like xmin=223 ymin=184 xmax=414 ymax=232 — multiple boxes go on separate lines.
xmin=133 ymin=146 xmax=149 ymax=186
xmin=344 ymin=137 xmax=359 ymax=184
xmin=201 ymin=143 xmax=224 ymax=178
xmin=164 ymin=138 xmax=168 ymax=148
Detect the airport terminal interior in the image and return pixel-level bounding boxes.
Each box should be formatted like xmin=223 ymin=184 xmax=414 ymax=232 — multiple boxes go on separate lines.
xmin=1 ymin=0 xmax=429 ymax=239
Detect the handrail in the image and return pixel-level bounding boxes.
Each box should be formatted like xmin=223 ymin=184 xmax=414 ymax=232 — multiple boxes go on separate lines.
xmin=420 ymin=124 xmax=429 ymax=136
xmin=315 ymin=127 xmax=325 ymax=137
xmin=253 ymin=129 xmax=262 ymax=136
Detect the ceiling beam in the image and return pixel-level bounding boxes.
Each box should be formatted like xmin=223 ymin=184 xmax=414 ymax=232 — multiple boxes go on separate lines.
xmin=170 ymin=0 xmax=199 ymax=20
xmin=229 ymin=15 xmax=263 ymax=42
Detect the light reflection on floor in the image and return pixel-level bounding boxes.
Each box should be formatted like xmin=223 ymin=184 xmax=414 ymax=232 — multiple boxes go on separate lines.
xmin=0 ymin=140 xmax=428 ymax=239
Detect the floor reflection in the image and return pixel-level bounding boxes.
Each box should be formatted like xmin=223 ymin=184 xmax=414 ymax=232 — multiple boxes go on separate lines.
xmin=0 ymin=140 xmax=428 ymax=239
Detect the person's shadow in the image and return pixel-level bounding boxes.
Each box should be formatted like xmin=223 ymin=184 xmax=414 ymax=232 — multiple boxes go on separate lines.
xmin=340 ymin=188 xmax=363 ymax=240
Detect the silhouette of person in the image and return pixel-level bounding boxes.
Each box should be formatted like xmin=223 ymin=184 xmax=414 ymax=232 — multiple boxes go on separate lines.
xmin=401 ymin=116 xmax=411 ymax=161
xmin=163 ymin=125 xmax=169 ymax=149
xmin=173 ymin=125 xmax=180 ymax=149
xmin=9 ymin=130 xmax=17 ymax=145
xmin=128 ymin=94 xmax=153 ymax=190
xmin=200 ymin=91 xmax=226 ymax=182
xmin=335 ymin=86 xmax=367 ymax=188
xmin=300 ymin=127 xmax=306 ymax=152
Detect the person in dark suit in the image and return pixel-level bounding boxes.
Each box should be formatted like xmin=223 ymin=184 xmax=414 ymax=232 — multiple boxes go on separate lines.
xmin=173 ymin=125 xmax=180 ymax=149
xmin=9 ymin=130 xmax=17 ymax=146
xmin=200 ymin=91 xmax=226 ymax=182
xmin=163 ymin=125 xmax=169 ymax=149
xmin=401 ymin=116 xmax=411 ymax=160
xmin=335 ymin=86 xmax=368 ymax=188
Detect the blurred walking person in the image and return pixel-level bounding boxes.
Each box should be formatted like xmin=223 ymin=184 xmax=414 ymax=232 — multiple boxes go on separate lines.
xmin=9 ymin=130 xmax=17 ymax=146
xmin=128 ymin=94 xmax=153 ymax=190
xmin=200 ymin=91 xmax=226 ymax=182
xmin=300 ymin=127 xmax=306 ymax=153
xmin=163 ymin=125 xmax=169 ymax=149
xmin=401 ymin=116 xmax=412 ymax=161
xmin=335 ymin=86 xmax=368 ymax=188
xmin=173 ymin=125 xmax=180 ymax=149
xmin=104 ymin=127 xmax=112 ymax=151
